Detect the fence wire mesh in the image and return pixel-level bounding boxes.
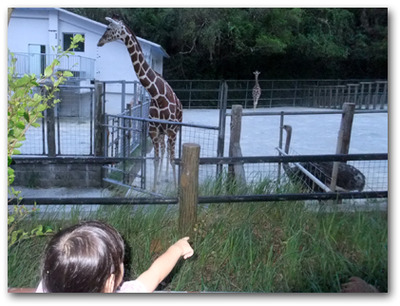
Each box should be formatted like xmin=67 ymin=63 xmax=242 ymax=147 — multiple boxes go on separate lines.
xmin=196 ymin=157 xmax=387 ymax=198
xmin=14 ymin=80 xmax=388 ymax=203
xmin=19 ymin=86 xmax=95 ymax=155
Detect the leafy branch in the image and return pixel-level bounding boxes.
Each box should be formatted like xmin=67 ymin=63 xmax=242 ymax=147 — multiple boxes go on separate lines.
xmin=8 ymin=34 xmax=84 ymax=249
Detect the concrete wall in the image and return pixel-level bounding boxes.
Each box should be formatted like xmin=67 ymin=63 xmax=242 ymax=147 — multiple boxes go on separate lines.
xmin=11 ymin=162 xmax=103 ymax=188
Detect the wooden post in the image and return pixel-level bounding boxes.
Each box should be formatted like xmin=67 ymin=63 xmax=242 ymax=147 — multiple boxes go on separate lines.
xmin=330 ymin=103 xmax=355 ymax=193
xmin=44 ymin=84 xmax=56 ymax=157
xmin=46 ymin=105 xmax=56 ymax=157
xmin=94 ymin=82 xmax=105 ymax=156
xmin=179 ymin=143 xmax=200 ymax=236
xmin=228 ymin=104 xmax=246 ymax=186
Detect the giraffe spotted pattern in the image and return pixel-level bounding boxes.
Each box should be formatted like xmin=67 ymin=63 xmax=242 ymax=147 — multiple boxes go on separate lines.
xmin=98 ymin=16 xmax=182 ymax=191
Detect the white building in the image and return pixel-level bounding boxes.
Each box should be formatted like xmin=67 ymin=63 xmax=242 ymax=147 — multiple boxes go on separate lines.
xmin=8 ymin=7 xmax=168 ymax=84
xmin=8 ymin=7 xmax=169 ymax=115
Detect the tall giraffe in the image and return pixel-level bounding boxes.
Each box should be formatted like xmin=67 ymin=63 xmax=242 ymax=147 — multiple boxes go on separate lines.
xmin=252 ymin=70 xmax=261 ymax=109
xmin=97 ymin=16 xmax=182 ymax=191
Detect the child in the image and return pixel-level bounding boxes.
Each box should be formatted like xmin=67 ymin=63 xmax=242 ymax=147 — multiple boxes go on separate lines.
xmin=36 ymin=220 xmax=194 ymax=293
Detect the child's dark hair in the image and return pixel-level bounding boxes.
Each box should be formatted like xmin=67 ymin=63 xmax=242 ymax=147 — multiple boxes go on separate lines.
xmin=41 ymin=221 xmax=124 ymax=292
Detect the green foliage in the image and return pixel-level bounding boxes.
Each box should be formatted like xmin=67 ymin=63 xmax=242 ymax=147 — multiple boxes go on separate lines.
xmin=7 ymin=34 xmax=85 ymax=249
xmin=68 ymin=8 xmax=386 ymax=79
xmin=8 ymin=34 xmax=84 ymax=170
xmin=8 ymin=204 xmax=54 ymax=249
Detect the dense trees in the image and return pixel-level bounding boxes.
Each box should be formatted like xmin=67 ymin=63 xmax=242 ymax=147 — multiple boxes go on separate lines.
xmin=69 ymin=8 xmax=387 ymax=80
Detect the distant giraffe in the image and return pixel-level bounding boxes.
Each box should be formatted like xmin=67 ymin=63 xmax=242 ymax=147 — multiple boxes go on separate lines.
xmin=97 ymin=15 xmax=182 ymax=191
xmin=252 ymin=71 xmax=261 ymax=109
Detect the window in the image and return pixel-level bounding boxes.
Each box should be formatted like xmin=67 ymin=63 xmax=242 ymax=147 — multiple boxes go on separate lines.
xmin=63 ymin=33 xmax=85 ymax=52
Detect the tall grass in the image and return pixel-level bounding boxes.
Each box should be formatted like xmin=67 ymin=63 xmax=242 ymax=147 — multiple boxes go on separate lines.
xmin=8 ymin=179 xmax=387 ymax=292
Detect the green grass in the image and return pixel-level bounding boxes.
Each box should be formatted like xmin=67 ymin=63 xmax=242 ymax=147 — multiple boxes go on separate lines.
xmin=8 ymin=199 xmax=387 ymax=292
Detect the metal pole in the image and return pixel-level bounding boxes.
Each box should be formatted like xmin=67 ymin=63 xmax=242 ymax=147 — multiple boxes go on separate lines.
xmin=277 ymin=111 xmax=285 ymax=182
xmin=94 ymin=82 xmax=105 ymax=157
xmin=217 ymin=81 xmax=227 ymax=177
xmin=121 ymin=80 xmax=126 ymax=113
xmin=56 ymin=96 xmax=61 ymax=155
xmin=276 ymin=148 xmax=331 ymax=193
xmin=141 ymin=120 xmax=147 ymax=189
xmin=89 ymin=88 xmax=94 ymax=155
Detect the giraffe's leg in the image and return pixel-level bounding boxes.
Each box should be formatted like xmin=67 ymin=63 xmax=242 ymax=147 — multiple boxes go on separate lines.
xmin=167 ymin=132 xmax=177 ymax=189
xmin=153 ymin=145 xmax=160 ymax=192
xmin=149 ymin=128 xmax=160 ymax=192
xmin=158 ymin=134 xmax=166 ymax=182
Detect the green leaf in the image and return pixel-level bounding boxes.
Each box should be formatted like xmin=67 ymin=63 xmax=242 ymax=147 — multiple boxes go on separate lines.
xmin=15 ymin=121 xmax=25 ymax=129
xmin=23 ymin=112 xmax=30 ymax=122
xmin=36 ymin=104 xmax=47 ymax=112
xmin=44 ymin=66 xmax=53 ymax=78
xmin=11 ymin=230 xmax=21 ymax=245
xmin=14 ymin=76 xmax=31 ymax=88
xmin=8 ymin=216 xmax=15 ymax=225
xmin=63 ymin=71 xmax=74 ymax=77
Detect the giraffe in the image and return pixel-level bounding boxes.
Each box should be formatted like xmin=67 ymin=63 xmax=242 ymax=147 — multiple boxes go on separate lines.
xmin=252 ymin=70 xmax=261 ymax=109
xmin=97 ymin=16 xmax=182 ymax=191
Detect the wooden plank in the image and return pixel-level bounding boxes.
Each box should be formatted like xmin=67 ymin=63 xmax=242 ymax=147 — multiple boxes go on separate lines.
xmin=179 ymin=143 xmax=200 ymax=236
xmin=228 ymin=104 xmax=246 ymax=185
xmin=330 ymin=103 xmax=355 ymax=193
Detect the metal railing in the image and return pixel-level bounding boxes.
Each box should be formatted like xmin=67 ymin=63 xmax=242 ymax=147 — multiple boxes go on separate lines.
xmin=9 ymin=52 xmax=95 ymax=79
xmin=9 ymin=152 xmax=388 ymax=206
xmin=168 ymin=79 xmax=388 ymax=109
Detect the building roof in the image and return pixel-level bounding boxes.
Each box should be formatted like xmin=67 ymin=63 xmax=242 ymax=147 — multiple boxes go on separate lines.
xmin=13 ymin=7 xmax=169 ymax=58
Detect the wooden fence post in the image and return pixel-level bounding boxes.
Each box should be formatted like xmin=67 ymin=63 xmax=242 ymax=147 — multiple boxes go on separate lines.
xmin=228 ymin=104 xmax=246 ymax=186
xmin=46 ymin=107 xmax=56 ymax=157
xmin=45 ymin=85 xmax=56 ymax=157
xmin=94 ymin=82 xmax=105 ymax=156
xmin=330 ymin=102 xmax=355 ymax=193
xmin=179 ymin=143 xmax=200 ymax=236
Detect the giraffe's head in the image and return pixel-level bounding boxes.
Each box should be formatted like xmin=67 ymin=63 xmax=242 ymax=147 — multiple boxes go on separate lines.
xmin=97 ymin=16 xmax=126 ymax=47
xmin=253 ymin=70 xmax=261 ymax=76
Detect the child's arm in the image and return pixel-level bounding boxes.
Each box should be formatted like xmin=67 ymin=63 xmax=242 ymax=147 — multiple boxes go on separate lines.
xmin=136 ymin=237 xmax=194 ymax=292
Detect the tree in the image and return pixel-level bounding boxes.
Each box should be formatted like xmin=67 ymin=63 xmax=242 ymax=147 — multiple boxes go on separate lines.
xmin=68 ymin=8 xmax=387 ymax=79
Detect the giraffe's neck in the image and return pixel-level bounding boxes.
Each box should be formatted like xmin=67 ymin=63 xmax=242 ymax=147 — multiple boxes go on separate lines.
xmin=254 ymin=74 xmax=259 ymax=85
xmin=122 ymin=28 xmax=159 ymax=97
xmin=118 ymin=25 xmax=182 ymax=123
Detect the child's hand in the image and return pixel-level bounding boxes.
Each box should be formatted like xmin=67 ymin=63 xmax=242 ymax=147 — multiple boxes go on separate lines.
xmin=174 ymin=237 xmax=194 ymax=259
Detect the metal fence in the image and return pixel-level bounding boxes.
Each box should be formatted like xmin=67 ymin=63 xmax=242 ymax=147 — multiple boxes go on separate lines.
xmin=18 ymin=80 xmax=150 ymax=156
xmin=11 ymin=153 xmax=387 ymax=206
xmin=168 ymin=79 xmax=388 ymax=109
xmin=17 ymin=79 xmax=388 ymax=156
xmin=101 ymin=115 xmax=221 ymax=196
xmin=221 ymin=107 xmax=388 ymax=196
xmin=196 ymin=153 xmax=387 ymax=198
xmin=19 ymin=85 xmax=96 ymax=156
xmin=102 ymin=80 xmax=151 ymax=115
